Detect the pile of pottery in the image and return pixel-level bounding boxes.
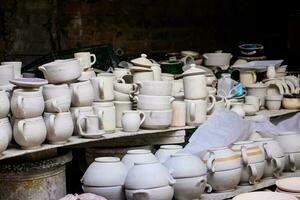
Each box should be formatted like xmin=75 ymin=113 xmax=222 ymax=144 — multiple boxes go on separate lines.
xmin=183 ymin=64 xmax=215 ymax=125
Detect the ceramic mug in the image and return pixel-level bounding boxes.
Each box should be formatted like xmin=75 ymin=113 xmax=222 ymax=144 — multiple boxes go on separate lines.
xmin=245 ymin=95 xmax=260 ymax=111
xmin=93 ymin=102 xmax=116 ymax=133
xmin=0 ymin=64 xmax=14 ymax=85
xmin=91 ymin=73 xmax=114 ymax=102
xmin=0 ymin=90 xmax=10 ymax=118
xmin=71 ymin=106 xmax=94 ymax=135
xmin=70 ymin=80 xmax=94 ymax=107
xmin=13 ymin=116 xmax=47 ymax=149
xmin=171 ymin=101 xmax=186 ymax=127
xmin=42 ymin=84 xmax=71 ymax=101
xmin=185 ymin=95 xmax=216 ymax=126
xmin=240 ymin=71 xmax=257 ymax=87
xmin=77 ymin=114 xmax=104 ymax=136
xmin=11 ymin=89 xmax=45 ymax=119
xmin=74 ymin=52 xmax=96 ymax=69
xmin=1 ymin=61 xmax=22 ymax=78
xmin=121 ymin=111 xmax=145 ymax=132
xmin=43 ymin=112 xmax=74 ymax=144
xmin=114 ymin=101 xmax=132 ymax=128
xmin=44 ymin=96 xmax=71 ymax=113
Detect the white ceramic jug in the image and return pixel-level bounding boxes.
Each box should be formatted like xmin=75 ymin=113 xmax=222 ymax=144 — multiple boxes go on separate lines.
xmin=70 ymin=80 xmax=94 ymax=107
xmin=121 ymin=111 xmax=145 ymax=132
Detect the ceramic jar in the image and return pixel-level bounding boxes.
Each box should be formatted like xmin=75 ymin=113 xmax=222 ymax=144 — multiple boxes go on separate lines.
xmin=164 ymin=153 xmax=209 ymax=200
xmin=1 ymin=61 xmax=22 ymax=78
xmin=93 ymin=102 xmax=116 ymax=133
xmin=91 ymin=73 xmax=115 ymax=102
xmin=202 ymin=147 xmax=242 ymax=192
xmin=239 ymin=70 xmax=257 ymax=87
xmin=11 ymin=89 xmax=45 ymax=119
xmin=155 ymin=145 xmax=183 ymax=163
xmin=182 ymin=64 xmax=207 ymax=99
xmin=231 ymin=141 xmax=265 ymax=185
xmin=227 ymin=101 xmax=245 ymax=117
xmin=135 ymin=95 xmax=174 ymax=110
xmin=171 ymin=101 xmax=186 ymax=127
xmin=114 ymin=101 xmax=132 ymax=128
xmin=121 ymin=111 xmax=145 ymax=132
xmin=0 ymin=90 xmax=10 ymax=118
xmin=185 ymin=95 xmax=215 ymax=126
xmin=203 ymin=53 xmax=232 ymax=67
xmin=39 ymin=59 xmax=81 ymax=83
xmin=13 ymin=116 xmax=47 ymax=149
xmin=266 ymin=95 xmax=283 ymax=110
xmin=70 ymin=106 xmax=94 ymax=134
xmin=42 ymin=84 xmax=71 ymax=112
xmin=121 ymin=149 xmax=158 ymax=169
xmin=0 ymin=64 xmax=14 ymax=85
xmin=43 ymin=112 xmax=74 ymax=144
xmin=125 ymin=161 xmax=175 ymax=200
xmin=136 ymin=81 xmax=172 ymax=96
xmin=82 ymin=157 xmax=127 ymax=200
xmin=0 ymin=117 xmax=12 ymax=142
xmin=246 ymin=83 xmax=268 ymax=109
xmin=69 ymin=80 xmax=94 ymax=107
xmin=275 ymin=132 xmax=300 ymax=172
xmin=254 ymin=138 xmax=285 ymax=178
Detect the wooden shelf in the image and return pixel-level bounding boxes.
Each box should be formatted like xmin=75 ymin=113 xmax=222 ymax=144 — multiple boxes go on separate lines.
xmin=246 ymin=109 xmax=299 ymax=119
xmin=0 ymin=126 xmax=195 ymax=161
xmin=202 ymin=171 xmax=300 ymax=200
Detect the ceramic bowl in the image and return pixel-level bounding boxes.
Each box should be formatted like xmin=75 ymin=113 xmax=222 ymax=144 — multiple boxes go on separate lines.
xmin=82 ymin=185 xmax=125 ymax=200
xmin=135 ymin=95 xmax=174 ymax=110
xmin=207 ymin=167 xmax=241 ymax=192
xmin=137 ymin=81 xmax=172 ymax=96
xmin=266 ymin=95 xmax=283 ymax=110
xmin=282 ymin=95 xmax=300 ymax=110
xmin=155 ymin=145 xmax=183 ymax=163
xmin=284 ymin=151 xmax=300 ymax=172
xmin=125 ymin=185 xmax=174 ymax=200
xmin=114 ymin=91 xmax=131 ymax=101
xmin=140 ymin=109 xmax=172 ymax=129
xmin=114 ymin=82 xmax=138 ymax=94
xmin=275 ymin=132 xmax=300 ymax=154
xmin=240 ymin=161 xmax=265 ymax=185
xmin=233 ymin=191 xmax=297 ymax=200
xmin=243 ymin=103 xmax=257 ymax=116
xmin=121 ymin=149 xmax=158 ymax=169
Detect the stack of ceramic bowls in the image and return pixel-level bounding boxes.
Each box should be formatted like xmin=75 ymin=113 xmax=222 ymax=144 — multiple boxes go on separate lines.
xmin=275 ymin=132 xmax=300 ymax=172
xmin=135 ymin=81 xmax=174 ymax=130
xmin=155 ymin=145 xmax=183 ymax=163
xmin=82 ymin=157 xmax=127 ymax=200
xmin=231 ymin=141 xmax=265 ymax=185
xmin=0 ymin=90 xmax=12 ymax=154
xmin=11 ymin=88 xmax=47 ymax=149
xmin=74 ymin=51 xmax=97 ymax=81
xmin=276 ymin=177 xmax=300 ymax=199
xmin=164 ymin=153 xmax=210 ymax=200
xmin=42 ymin=84 xmax=74 ymax=144
xmin=202 ymin=147 xmax=242 ymax=192
xmin=246 ymin=82 xmax=268 ymax=109
xmin=182 ymin=64 xmax=216 ymax=125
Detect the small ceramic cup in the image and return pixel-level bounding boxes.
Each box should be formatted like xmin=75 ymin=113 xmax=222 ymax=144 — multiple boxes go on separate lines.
xmin=77 ymin=114 xmax=104 ymax=136
xmin=121 ymin=111 xmax=145 ymax=132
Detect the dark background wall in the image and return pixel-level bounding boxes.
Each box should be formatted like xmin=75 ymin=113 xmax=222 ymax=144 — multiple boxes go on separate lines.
xmin=0 ymin=0 xmax=299 ymax=69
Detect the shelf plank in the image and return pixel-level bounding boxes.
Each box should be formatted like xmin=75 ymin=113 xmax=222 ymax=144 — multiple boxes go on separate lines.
xmin=202 ymin=171 xmax=300 ymax=200
xmin=246 ymin=109 xmax=299 ymax=119
xmin=0 ymin=126 xmax=195 ymax=161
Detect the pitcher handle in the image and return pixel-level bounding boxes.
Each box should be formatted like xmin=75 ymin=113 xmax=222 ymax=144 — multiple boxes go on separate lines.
xmin=97 ymin=110 xmax=104 ymax=129
xmin=241 ymin=146 xmax=248 ymax=165
xmin=77 ymin=116 xmax=87 ymax=137
xmin=251 ymin=71 xmax=257 ymax=83
xmin=248 ymin=164 xmax=258 ymax=185
xmin=289 ymin=154 xmax=296 ymax=172
xmin=17 ymin=119 xmax=28 ymax=142
xmin=90 ymin=54 xmax=96 ymax=65
xmin=207 ymin=94 xmax=216 ymax=112
xmin=273 ymin=157 xmax=282 ymax=178
xmin=49 ymin=114 xmax=56 ymax=136
xmin=139 ymin=111 xmax=146 ymax=126
xmin=17 ymin=96 xmax=25 ymax=117
xmin=51 ymin=100 xmax=62 ymax=112
xmin=263 ymin=143 xmax=272 ymax=160
xmin=73 ymin=86 xmax=80 ymax=105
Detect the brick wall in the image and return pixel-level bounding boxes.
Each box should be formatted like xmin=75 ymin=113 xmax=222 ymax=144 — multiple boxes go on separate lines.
xmin=0 ymin=0 xmax=296 ymax=66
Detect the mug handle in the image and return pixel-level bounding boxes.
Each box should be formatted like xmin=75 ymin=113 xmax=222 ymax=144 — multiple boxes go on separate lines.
xmin=139 ymin=111 xmax=146 ymax=126
xmin=248 ymin=164 xmax=258 ymax=185
xmin=207 ymin=152 xmax=216 ymax=173
xmin=132 ymin=190 xmax=150 ymax=200
xmin=51 ymin=100 xmax=62 ymax=112
xmin=241 ymin=146 xmax=248 ymax=165
xmin=251 ymin=71 xmax=257 ymax=83
xmin=90 ymin=54 xmax=96 ymax=65
xmin=98 ymin=80 xmax=104 ymax=99
xmin=97 ymin=110 xmax=104 ymax=130
xmin=49 ymin=114 xmax=56 ymax=136
xmin=17 ymin=119 xmax=28 ymax=142
xmin=263 ymin=143 xmax=272 ymax=160
xmin=77 ymin=116 xmax=87 ymax=137
xmin=116 ymin=78 xmax=125 ymax=83
xmin=207 ymin=94 xmax=216 ymax=112
xmin=17 ymin=96 xmax=25 ymax=117
xmin=273 ymin=157 xmax=282 ymax=178
xmin=190 ymin=102 xmax=196 ymax=122
xmin=132 ymin=83 xmax=139 ymax=93
xmin=169 ymin=97 xmax=175 ymax=103
xmin=205 ymin=183 xmax=213 ymax=193
xmin=289 ymin=154 xmax=296 ymax=172
xmin=73 ymin=86 xmax=81 ymax=105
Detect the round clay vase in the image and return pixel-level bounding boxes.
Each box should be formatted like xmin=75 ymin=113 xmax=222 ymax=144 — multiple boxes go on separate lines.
xmin=121 ymin=149 xmax=158 ymax=169
xmin=155 ymin=145 xmax=183 ymax=163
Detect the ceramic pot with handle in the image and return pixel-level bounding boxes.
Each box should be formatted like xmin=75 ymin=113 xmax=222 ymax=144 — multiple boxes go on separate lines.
xmin=11 ymin=89 xmax=45 ymax=119
xmin=202 ymin=147 xmax=242 ymax=192
xmin=0 ymin=90 xmax=10 ymax=118
xmin=182 ymin=64 xmax=208 ymax=99
xmin=121 ymin=111 xmax=145 ymax=132
xmin=70 ymin=106 xmax=94 ymax=135
xmin=254 ymin=138 xmax=285 ymax=178
xmin=140 ymin=109 xmax=173 ymax=130
xmin=42 ymin=84 xmax=71 ymax=112
xmin=91 ymin=73 xmax=115 ymax=102
xmin=70 ymin=80 xmax=94 ymax=107
xmin=246 ymin=83 xmax=267 ymax=109
xmin=43 ymin=112 xmax=74 ymax=144
xmin=13 ymin=116 xmax=47 ymax=149
xmin=77 ymin=114 xmax=104 ymax=137
xmin=185 ymin=95 xmax=216 ymax=126
xmin=231 ymin=141 xmax=265 ymax=185
xmin=74 ymin=52 xmax=96 ymax=69
xmin=155 ymin=145 xmax=183 ymax=163
xmin=114 ymin=101 xmax=132 ymax=128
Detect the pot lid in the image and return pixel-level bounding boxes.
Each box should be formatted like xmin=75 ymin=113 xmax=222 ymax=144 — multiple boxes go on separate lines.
xmin=276 ymin=177 xmax=300 ymax=193
xmin=130 ymin=54 xmax=153 ymax=67
xmin=182 ymin=64 xmax=206 ymax=76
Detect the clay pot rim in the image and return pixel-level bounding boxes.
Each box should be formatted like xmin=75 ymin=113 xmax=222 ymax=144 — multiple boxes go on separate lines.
xmin=95 ymin=157 xmax=120 ymax=163
xmin=160 ymin=145 xmax=183 ymax=150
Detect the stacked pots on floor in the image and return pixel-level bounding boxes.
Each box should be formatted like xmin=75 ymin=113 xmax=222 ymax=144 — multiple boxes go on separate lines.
xmin=183 ymin=64 xmax=216 ymax=126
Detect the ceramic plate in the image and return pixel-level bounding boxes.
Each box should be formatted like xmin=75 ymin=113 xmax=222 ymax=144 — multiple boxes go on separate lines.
xmin=10 ymin=78 xmax=48 ymax=88
xmin=277 ymin=188 xmax=300 ymax=199
xmin=233 ymin=191 xmax=297 ymax=200
xmin=276 ymin=177 xmax=300 ymax=193
xmin=81 ymin=131 xmax=106 ymax=139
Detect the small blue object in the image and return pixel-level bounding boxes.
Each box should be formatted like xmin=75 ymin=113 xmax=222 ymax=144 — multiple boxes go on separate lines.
xmin=232 ymin=83 xmax=243 ymax=97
